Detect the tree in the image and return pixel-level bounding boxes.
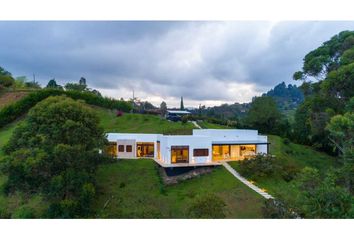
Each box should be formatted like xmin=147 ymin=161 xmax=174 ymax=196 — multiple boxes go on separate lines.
xmin=244 ymin=96 xmax=284 ymax=134
xmin=65 ymin=82 xmax=86 ymax=92
xmin=160 ymin=101 xmax=167 ymax=117
xmin=327 ymin=111 xmax=354 ymax=161
xmin=79 ymin=77 xmax=87 ymax=86
xmin=187 ymin=193 xmax=226 ymax=218
xmin=296 ymin=167 xmax=353 ymax=218
xmin=0 ymin=75 xmax=15 ymax=88
xmin=2 ymin=96 xmax=106 ymax=218
xmin=46 ymin=79 xmax=63 ymax=89
xmin=180 ymin=96 xmax=184 ymax=110
xmin=0 ymin=66 xmax=12 ymax=76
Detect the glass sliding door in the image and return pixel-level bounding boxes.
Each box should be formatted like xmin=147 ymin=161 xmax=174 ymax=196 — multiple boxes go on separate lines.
xmin=171 ymin=146 xmax=189 ymax=163
xmin=136 ymin=142 xmax=155 ymax=158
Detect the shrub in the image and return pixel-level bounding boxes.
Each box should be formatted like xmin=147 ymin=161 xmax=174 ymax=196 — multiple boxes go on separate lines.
xmin=281 ymin=163 xmax=300 ymax=182
xmin=262 ymin=199 xmax=298 ymax=219
xmin=0 ymin=88 xmax=132 ymax=128
xmin=2 ymin=96 xmax=106 ymax=218
xmin=187 ymin=193 xmax=226 ymax=218
xmin=11 ymin=206 xmax=35 ymax=219
xmin=119 ymin=182 xmax=126 ymax=188
xmin=238 ymin=154 xmax=279 ymax=178
xmin=283 ymin=138 xmax=290 ymax=145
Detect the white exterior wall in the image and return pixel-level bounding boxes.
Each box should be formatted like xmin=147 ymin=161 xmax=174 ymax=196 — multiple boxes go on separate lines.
xmin=107 ymin=129 xmax=269 ymax=165
xmin=160 ymin=135 xmax=212 ymax=164
xmin=256 ymin=135 xmax=268 ymax=154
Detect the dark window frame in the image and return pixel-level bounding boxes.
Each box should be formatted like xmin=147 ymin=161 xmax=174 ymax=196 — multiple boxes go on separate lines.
xmin=118 ymin=145 xmax=125 ymax=152
xmin=193 ymin=148 xmax=209 ymax=157
xmin=126 ymin=145 xmax=132 ymax=152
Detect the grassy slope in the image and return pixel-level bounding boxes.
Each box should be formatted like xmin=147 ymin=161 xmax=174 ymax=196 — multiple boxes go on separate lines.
xmin=0 ymin=106 xmax=264 ymax=218
xmin=197 ymin=120 xmax=232 ymax=129
xmin=94 ymin=159 xmax=263 ymax=218
xmin=229 ymin=135 xmax=337 ymax=206
xmin=96 ymin=108 xmax=195 ymax=135
xmin=0 ymin=90 xmax=30 ymax=109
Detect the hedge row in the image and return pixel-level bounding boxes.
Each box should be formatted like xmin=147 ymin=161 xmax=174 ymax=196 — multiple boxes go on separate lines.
xmin=0 ymin=89 xmax=132 ymax=128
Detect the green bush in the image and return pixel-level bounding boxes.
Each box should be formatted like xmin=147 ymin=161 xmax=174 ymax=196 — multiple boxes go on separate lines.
xmin=2 ymin=96 xmax=106 ymax=218
xmin=187 ymin=193 xmax=226 ymax=218
xmin=11 ymin=206 xmax=35 ymax=219
xmin=0 ymin=88 xmax=132 ymax=128
xmin=262 ymin=199 xmax=298 ymax=219
xmin=281 ymin=163 xmax=300 ymax=182
xmin=238 ymin=154 xmax=279 ymax=179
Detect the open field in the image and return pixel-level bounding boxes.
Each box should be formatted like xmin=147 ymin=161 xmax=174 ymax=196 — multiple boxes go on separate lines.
xmin=94 ymin=159 xmax=264 ymax=218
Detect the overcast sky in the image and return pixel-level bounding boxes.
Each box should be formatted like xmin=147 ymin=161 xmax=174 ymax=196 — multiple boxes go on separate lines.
xmin=1 ymin=21 xmax=353 ymax=107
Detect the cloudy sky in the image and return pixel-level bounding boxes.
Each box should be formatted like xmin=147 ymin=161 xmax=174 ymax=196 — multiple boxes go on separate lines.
xmin=1 ymin=21 xmax=353 ymax=107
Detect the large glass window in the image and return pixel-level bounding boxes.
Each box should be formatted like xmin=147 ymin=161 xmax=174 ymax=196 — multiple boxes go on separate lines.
xmin=213 ymin=144 xmax=257 ymax=161
xmin=105 ymin=142 xmax=117 ymax=157
xmin=137 ymin=142 xmax=154 ymax=157
xmin=171 ymin=146 xmax=189 ymax=163
xmin=240 ymin=145 xmax=256 ymax=158
xmin=212 ymin=145 xmax=230 ymax=161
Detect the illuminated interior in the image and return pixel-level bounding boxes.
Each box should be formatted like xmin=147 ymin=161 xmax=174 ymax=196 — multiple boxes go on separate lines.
xmin=105 ymin=142 xmax=118 ymax=157
xmin=136 ymin=142 xmax=154 ymax=157
xmin=212 ymin=144 xmax=256 ymax=161
xmin=171 ymin=146 xmax=189 ymax=163
xmin=157 ymin=141 xmax=161 ymax=160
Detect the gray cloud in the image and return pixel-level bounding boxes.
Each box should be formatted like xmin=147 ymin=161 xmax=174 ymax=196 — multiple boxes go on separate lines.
xmin=1 ymin=21 xmax=354 ymax=107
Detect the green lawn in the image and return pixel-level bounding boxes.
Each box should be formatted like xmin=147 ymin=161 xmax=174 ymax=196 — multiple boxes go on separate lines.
xmin=197 ymin=120 xmax=232 ymax=129
xmin=229 ymin=135 xmax=337 ymax=207
xmin=96 ymin=108 xmax=195 ymax=135
xmin=94 ymin=159 xmax=264 ymax=218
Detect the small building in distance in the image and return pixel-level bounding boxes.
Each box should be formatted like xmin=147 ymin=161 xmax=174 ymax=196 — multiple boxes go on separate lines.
xmin=166 ymin=110 xmax=191 ymax=122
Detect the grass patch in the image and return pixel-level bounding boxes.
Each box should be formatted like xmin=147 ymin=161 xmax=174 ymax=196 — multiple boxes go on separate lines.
xmin=96 ymin=108 xmax=196 ymax=135
xmin=94 ymin=159 xmax=264 ymax=218
xmin=229 ymin=135 xmax=337 ymax=207
xmin=197 ymin=120 xmax=232 ymax=129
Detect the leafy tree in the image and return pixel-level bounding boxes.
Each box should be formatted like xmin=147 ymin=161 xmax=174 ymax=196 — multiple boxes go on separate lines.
xmin=2 ymin=96 xmax=106 ymax=218
xmin=160 ymin=101 xmax=167 ymax=117
xmin=0 ymin=66 xmax=12 ymax=76
xmin=79 ymin=77 xmax=87 ymax=86
xmin=187 ymin=193 xmax=226 ymax=218
xmin=244 ymin=96 xmax=285 ymax=134
xmin=65 ymin=82 xmax=86 ymax=92
xmin=46 ymin=79 xmax=63 ymax=89
xmin=25 ymin=80 xmax=41 ymax=89
xmin=296 ymin=167 xmax=353 ymax=218
xmin=327 ymin=111 xmax=354 ymax=161
xmin=0 ymin=75 xmax=15 ymax=88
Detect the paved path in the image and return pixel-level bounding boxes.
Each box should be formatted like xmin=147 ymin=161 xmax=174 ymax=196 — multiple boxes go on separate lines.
xmin=190 ymin=121 xmax=202 ymax=129
xmin=222 ymin=162 xmax=274 ymax=199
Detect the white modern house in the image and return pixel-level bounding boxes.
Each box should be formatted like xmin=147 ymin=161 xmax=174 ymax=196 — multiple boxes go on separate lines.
xmin=105 ymin=129 xmax=269 ymax=167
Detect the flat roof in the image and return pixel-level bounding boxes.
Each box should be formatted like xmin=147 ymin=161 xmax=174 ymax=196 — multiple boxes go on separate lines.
xmin=212 ymin=140 xmax=269 ymax=145
xmin=167 ymin=110 xmax=191 ymax=114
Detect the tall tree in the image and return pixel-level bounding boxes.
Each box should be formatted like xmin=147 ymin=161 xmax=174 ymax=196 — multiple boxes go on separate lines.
xmin=180 ymin=96 xmax=184 ymax=110
xmin=79 ymin=77 xmax=87 ymax=86
xmin=160 ymin=101 xmax=167 ymax=117
xmin=2 ymin=96 xmax=106 ymax=218
xmin=244 ymin=96 xmax=284 ymax=134
xmin=46 ymin=79 xmax=63 ymax=89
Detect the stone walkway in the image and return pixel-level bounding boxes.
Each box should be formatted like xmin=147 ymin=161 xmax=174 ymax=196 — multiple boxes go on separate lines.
xmin=222 ymin=162 xmax=274 ymax=199
xmin=190 ymin=120 xmax=202 ymax=129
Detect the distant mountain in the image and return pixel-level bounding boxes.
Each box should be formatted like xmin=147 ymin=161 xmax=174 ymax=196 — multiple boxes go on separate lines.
xmin=190 ymin=81 xmax=304 ymax=121
xmin=262 ymin=82 xmax=304 ymax=112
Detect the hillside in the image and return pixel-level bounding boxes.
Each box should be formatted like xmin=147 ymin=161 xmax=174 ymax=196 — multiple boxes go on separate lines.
xmin=0 ymin=91 xmax=30 ymax=109
xmin=0 ymin=100 xmax=338 ymax=218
